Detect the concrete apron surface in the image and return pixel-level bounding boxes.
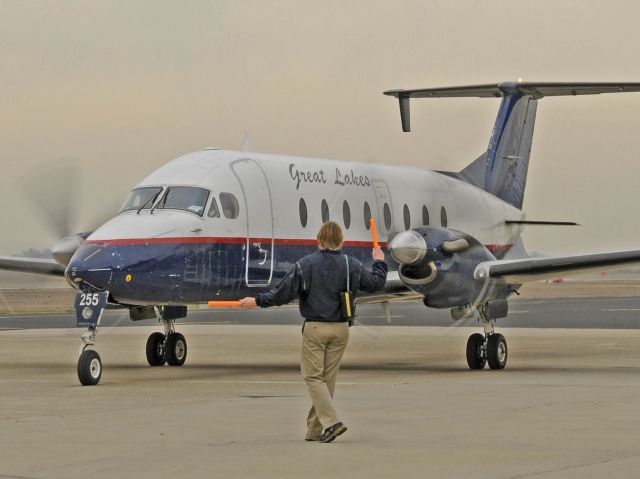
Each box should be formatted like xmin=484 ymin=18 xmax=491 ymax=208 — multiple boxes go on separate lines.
xmin=0 ymin=325 xmax=639 ymax=479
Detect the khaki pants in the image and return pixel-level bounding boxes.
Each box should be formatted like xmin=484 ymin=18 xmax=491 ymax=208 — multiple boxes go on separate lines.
xmin=300 ymin=321 xmax=350 ymax=438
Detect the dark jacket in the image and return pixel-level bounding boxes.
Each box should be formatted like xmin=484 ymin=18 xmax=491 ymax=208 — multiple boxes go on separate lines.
xmin=256 ymin=249 xmax=388 ymax=322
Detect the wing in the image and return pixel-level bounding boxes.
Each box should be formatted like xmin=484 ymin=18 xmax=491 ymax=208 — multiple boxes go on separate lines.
xmin=356 ymin=270 xmax=420 ymax=304
xmin=475 ymin=250 xmax=640 ymax=283
xmin=0 ymin=255 xmax=65 ymax=276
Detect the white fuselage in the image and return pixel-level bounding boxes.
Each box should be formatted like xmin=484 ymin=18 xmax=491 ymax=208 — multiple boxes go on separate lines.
xmin=92 ymin=148 xmax=524 ymax=250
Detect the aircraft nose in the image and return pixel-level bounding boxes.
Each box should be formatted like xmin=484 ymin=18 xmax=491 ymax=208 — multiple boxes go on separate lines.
xmin=66 ymin=243 xmax=119 ymax=291
xmin=389 ymin=230 xmax=427 ymax=265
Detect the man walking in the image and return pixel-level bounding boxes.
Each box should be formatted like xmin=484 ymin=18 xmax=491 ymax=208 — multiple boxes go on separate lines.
xmin=239 ymin=221 xmax=387 ymax=443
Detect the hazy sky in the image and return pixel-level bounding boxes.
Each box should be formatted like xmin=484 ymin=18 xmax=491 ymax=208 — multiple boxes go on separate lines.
xmin=2 ymin=0 xmax=640 ymax=256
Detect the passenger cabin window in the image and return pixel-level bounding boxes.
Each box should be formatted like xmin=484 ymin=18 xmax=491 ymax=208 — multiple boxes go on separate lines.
xmin=120 ymin=187 xmax=163 ymax=212
xmin=363 ymin=202 xmax=371 ymax=230
xmin=220 ymin=192 xmax=240 ymax=219
xmin=440 ymin=206 xmax=448 ymax=227
xmin=383 ymin=203 xmax=392 ymax=231
xmin=207 ymin=197 xmax=220 ymax=218
xmin=343 ymin=201 xmax=351 ymax=230
xmin=156 ymin=186 xmax=209 ymax=216
xmin=403 ymin=204 xmax=410 ymax=230
xmin=321 ymin=199 xmax=330 ymax=222
xmin=299 ymin=198 xmax=308 ymax=228
xmin=422 ymin=205 xmax=430 ymax=225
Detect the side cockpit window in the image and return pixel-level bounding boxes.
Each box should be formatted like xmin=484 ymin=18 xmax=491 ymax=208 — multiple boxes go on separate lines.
xmin=156 ymin=186 xmax=209 ymax=216
xmin=220 ymin=192 xmax=240 ymax=219
xmin=207 ymin=197 xmax=220 ymax=218
xmin=120 ymin=187 xmax=163 ymax=212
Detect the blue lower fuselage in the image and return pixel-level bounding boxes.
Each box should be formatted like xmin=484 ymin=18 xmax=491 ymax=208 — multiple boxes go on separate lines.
xmin=66 ymin=238 xmax=391 ymax=305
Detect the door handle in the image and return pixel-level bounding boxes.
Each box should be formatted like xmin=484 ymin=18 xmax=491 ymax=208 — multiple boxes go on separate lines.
xmin=252 ymin=242 xmax=268 ymax=265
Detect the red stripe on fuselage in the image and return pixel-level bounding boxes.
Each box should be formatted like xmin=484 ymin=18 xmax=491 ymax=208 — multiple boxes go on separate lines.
xmin=84 ymin=236 xmax=386 ymax=246
xmin=84 ymin=236 xmax=512 ymax=251
xmin=84 ymin=237 xmax=388 ymax=247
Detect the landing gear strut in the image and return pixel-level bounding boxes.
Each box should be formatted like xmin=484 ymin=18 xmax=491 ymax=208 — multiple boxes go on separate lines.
xmin=465 ymin=304 xmax=508 ymax=370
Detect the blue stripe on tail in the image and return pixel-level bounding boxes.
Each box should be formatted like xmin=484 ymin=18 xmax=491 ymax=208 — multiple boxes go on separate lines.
xmin=479 ymin=89 xmax=538 ymax=209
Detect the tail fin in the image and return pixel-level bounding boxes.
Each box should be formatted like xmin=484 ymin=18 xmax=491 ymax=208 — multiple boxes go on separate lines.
xmin=447 ymin=93 xmax=537 ymax=208
xmin=483 ymin=91 xmax=537 ymax=208
xmin=385 ymin=81 xmax=640 ymax=209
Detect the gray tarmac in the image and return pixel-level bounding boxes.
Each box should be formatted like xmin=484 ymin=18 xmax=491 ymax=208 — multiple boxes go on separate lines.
xmin=1 ymin=298 xmax=640 ymax=478
xmin=3 ymin=295 xmax=640 ymax=330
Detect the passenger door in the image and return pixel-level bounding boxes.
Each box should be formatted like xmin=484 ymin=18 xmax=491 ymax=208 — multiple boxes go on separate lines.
xmin=230 ymin=158 xmax=274 ymax=286
xmin=372 ymin=179 xmax=394 ymax=242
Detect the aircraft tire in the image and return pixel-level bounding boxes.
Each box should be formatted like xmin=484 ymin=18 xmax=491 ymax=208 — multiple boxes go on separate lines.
xmin=165 ymin=332 xmax=187 ymax=367
xmin=487 ymin=333 xmax=508 ymax=370
xmin=466 ymin=333 xmax=486 ymax=370
xmin=77 ymin=349 xmax=102 ymax=386
xmin=146 ymin=332 xmax=166 ymax=366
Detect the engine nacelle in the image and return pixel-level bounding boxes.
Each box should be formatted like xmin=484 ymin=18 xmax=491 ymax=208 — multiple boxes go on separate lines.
xmin=389 ymin=227 xmax=496 ymax=308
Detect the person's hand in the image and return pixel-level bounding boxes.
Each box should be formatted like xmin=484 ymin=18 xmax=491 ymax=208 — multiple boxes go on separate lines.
xmin=239 ymin=297 xmax=257 ymax=308
xmin=372 ymin=247 xmax=384 ymax=261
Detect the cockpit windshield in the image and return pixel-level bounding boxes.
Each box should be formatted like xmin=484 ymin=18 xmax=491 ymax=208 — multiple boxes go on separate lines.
xmin=120 ymin=187 xmax=163 ymax=212
xmin=155 ymin=186 xmax=210 ymax=216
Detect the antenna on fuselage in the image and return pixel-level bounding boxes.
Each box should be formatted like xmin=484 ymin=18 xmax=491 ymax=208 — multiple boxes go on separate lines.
xmin=242 ymin=131 xmax=251 ymax=152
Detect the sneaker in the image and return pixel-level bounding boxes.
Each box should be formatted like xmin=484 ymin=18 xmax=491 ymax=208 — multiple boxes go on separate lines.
xmin=319 ymin=422 xmax=347 ymax=443
xmin=305 ymin=436 xmax=320 ymax=442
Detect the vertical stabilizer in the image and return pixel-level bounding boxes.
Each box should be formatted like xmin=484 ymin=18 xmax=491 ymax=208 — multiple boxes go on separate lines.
xmin=385 ymin=81 xmax=640 ymax=210
xmin=484 ymin=89 xmax=537 ymax=209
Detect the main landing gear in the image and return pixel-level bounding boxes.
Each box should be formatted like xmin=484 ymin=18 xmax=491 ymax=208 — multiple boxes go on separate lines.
xmin=145 ymin=319 xmax=188 ymax=367
xmin=465 ymin=304 xmax=508 ymax=370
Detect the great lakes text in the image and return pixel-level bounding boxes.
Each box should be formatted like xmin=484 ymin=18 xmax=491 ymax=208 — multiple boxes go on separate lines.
xmin=289 ymin=163 xmax=371 ymax=190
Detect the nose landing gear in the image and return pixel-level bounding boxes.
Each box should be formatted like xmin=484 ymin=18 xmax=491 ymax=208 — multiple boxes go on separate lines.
xmin=77 ymin=328 xmax=102 ymax=385
xmin=74 ymin=292 xmax=109 ymax=386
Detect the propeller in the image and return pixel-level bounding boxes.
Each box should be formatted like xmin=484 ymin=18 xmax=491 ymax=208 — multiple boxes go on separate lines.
xmin=17 ymin=161 xmax=120 ymax=267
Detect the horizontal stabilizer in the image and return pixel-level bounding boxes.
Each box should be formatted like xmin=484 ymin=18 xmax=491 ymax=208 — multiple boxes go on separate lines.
xmin=384 ymin=81 xmax=640 ymax=132
xmin=0 ymin=256 xmax=65 ymax=276
xmin=475 ymin=250 xmax=640 ymax=283
xmin=384 ymin=81 xmax=640 ymax=99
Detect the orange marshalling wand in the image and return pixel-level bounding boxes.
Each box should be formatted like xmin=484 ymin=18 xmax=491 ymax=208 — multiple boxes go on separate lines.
xmin=369 ymin=217 xmax=379 ymax=248
xmin=208 ymin=300 xmax=241 ymax=307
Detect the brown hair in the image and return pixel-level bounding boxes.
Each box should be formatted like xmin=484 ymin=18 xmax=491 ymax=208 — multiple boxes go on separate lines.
xmin=317 ymin=221 xmax=344 ymax=250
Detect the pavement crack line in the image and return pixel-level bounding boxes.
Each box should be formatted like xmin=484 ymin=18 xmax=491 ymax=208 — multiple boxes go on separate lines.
xmin=0 ymin=474 xmax=41 ymax=479
xmin=508 ymin=456 xmax=633 ymax=479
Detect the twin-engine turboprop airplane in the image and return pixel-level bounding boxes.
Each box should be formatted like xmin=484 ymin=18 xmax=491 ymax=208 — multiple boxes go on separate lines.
xmin=3 ymin=81 xmax=640 ymax=386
